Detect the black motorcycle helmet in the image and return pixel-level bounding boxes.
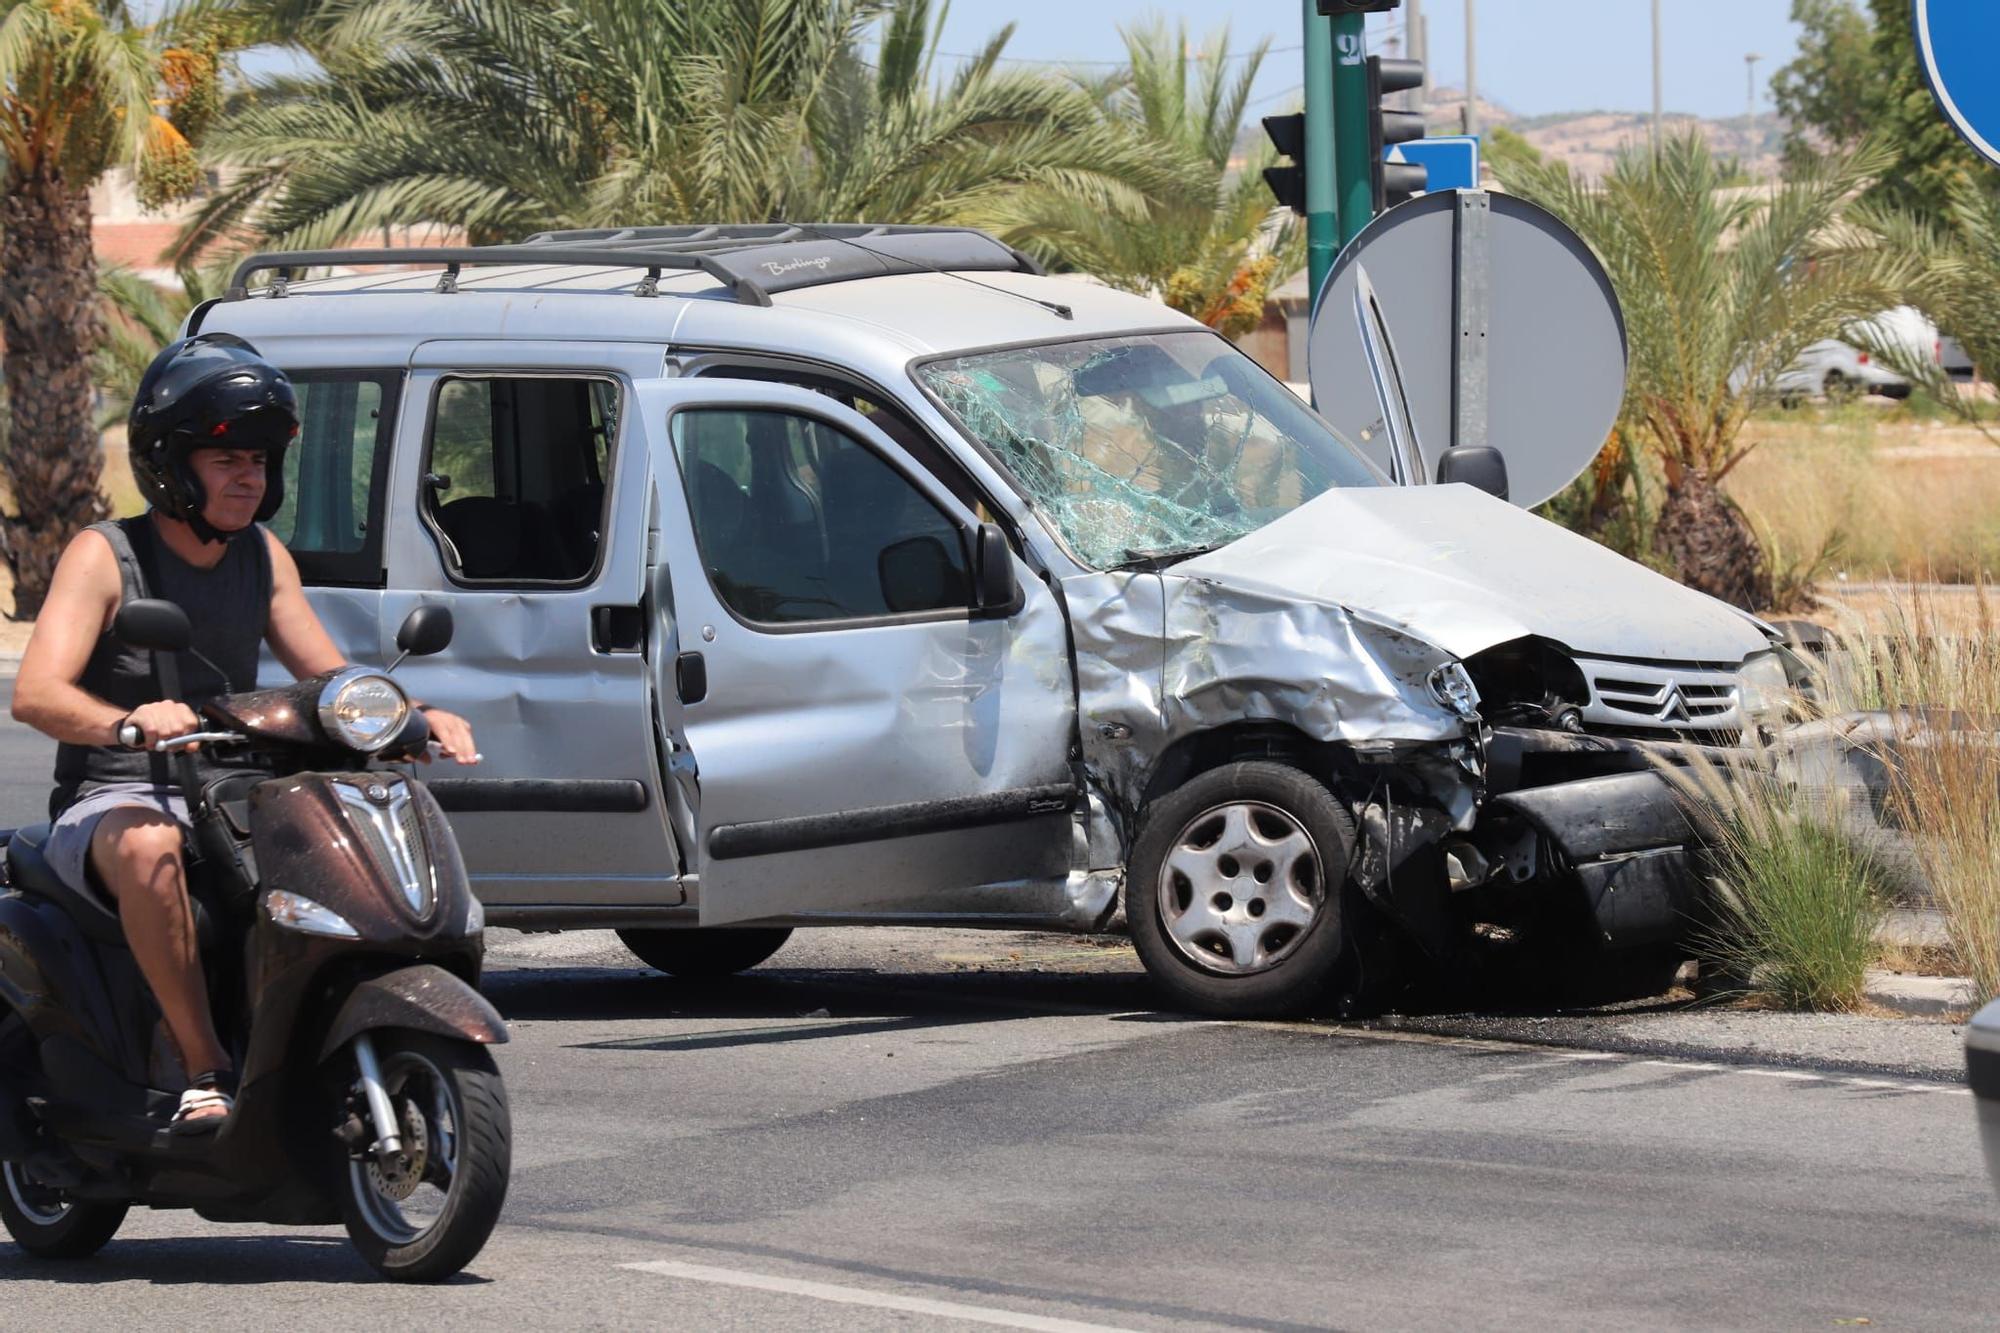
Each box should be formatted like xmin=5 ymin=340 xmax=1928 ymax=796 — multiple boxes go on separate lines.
xmin=128 ymin=333 xmax=298 ymax=543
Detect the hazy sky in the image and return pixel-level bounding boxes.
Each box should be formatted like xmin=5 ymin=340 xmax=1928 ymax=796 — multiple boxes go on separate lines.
xmin=921 ymin=1 xmax=1808 ymax=122
xmin=201 ymin=0 xmax=1812 ymax=125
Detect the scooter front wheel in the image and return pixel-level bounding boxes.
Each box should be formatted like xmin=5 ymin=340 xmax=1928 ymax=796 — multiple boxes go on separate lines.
xmin=338 ymin=1031 xmax=510 ymax=1282
xmin=0 ymin=1160 xmax=127 ymax=1260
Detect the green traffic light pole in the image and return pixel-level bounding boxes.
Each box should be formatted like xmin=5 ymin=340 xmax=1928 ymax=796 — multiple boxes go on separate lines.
xmin=1329 ymin=11 xmax=1376 ymax=249
xmin=1302 ymin=2 xmax=1339 ymax=305
xmin=1304 ymin=5 xmax=1377 ymax=303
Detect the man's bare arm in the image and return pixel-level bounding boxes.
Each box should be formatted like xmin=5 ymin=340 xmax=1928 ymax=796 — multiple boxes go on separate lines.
xmin=12 ymin=531 xmax=164 ymax=745
xmin=263 ymin=529 xmax=347 ymax=680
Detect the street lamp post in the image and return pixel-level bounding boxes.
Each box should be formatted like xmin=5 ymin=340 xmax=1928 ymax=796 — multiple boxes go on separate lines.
xmin=1745 ymin=52 xmax=1762 ymax=171
xmin=1464 ymin=0 xmax=1477 ymax=137
xmin=1651 ymin=0 xmax=1663 ymax=149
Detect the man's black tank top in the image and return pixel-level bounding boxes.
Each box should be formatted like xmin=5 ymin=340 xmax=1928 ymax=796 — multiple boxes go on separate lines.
xmin=51 ymin=517 xmax=272 ymax=813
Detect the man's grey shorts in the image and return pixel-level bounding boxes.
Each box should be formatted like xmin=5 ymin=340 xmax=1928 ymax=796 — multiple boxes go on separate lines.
xmin=45 ymin=783 xmax=190 ymax=896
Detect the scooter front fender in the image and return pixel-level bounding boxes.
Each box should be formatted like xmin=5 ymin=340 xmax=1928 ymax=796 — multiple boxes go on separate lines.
xmin=318 ymin=964 xmax=508 ymax=1063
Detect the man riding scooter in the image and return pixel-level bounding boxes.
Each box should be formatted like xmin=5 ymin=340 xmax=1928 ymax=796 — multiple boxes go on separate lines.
xmin=10 ymin=334 xmax=480 ymax=1132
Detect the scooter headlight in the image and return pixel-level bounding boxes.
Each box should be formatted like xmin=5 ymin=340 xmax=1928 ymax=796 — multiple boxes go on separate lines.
xmin=265 ymin=888 xmax=361 ymax=939
xmin=316 ymin=668 xmax=410 ymax=752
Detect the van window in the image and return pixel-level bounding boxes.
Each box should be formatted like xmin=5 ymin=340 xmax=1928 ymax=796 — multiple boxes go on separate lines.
xmin=422 ymin=376 xmax=618 ymax=584
xmin=692 ymin=361 xmax=991 ymax=515
xmin=672 ymin=408 xmax=971 ymax=626
xmin=266 ymin=370 xmax=400 ymax=587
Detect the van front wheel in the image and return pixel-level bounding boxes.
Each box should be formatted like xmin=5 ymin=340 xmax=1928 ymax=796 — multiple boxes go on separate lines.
xmin=1127 ymin=762 xmax=1357 ymax=1018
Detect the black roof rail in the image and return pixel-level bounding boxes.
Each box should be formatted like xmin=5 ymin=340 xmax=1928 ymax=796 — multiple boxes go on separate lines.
xmin=225 ymin=223 xmax=1042 ymax=305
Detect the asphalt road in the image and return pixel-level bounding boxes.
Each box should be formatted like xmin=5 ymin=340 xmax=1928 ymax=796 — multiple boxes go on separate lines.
xmin=0 ymin=689 xmax=1994 ymax=1328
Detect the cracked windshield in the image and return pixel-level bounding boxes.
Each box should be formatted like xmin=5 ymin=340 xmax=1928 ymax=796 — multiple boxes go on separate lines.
xmin=918 ymin=332 xmax=1380 ymax=568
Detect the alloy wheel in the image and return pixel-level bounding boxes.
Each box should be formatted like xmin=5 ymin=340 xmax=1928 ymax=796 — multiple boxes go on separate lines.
xmin=1155 ymin=800 xmax=1324 ymax=976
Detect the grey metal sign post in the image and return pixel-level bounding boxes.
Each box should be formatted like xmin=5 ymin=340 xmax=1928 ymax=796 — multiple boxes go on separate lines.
xmin=1307 ymin=189 xmax=1626 ymax=509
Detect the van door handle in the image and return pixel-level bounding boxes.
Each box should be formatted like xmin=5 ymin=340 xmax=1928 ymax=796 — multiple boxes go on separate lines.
xmin=591 ymin=605 xmax=645 ymax=653
xmin=676 ymin=651 xmax=708 ymax=704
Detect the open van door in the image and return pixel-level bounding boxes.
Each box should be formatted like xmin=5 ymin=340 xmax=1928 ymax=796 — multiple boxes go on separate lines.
xmin=633 ymin=378 xmax=1080 ymax=926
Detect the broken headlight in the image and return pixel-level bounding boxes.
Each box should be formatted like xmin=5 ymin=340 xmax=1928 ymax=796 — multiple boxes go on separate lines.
xmin=1736 ymin=650 xmax=1791 ymax=723
xmin=1428 ymin=662 xmax=1483 ymax=724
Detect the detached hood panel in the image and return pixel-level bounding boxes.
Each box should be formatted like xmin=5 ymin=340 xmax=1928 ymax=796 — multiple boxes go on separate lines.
xmin=1178 ymin=484 xmax=1770 ymax=664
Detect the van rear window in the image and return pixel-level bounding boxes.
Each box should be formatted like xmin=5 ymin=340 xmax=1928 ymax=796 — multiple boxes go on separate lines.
xmin=266 ymin=370 xmax=401 ymax=587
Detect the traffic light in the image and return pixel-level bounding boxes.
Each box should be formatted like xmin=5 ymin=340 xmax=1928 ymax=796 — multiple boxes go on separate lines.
xmin=1316 ymin=0 xmax=1402 ymax=13
xmin=1368 ymin=55 xmax=1428 ymax=211
xmin=1262 ymin=113 xmax=1307 ymax=217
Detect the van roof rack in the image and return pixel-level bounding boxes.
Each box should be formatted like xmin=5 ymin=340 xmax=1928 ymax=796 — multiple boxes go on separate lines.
xmin=224 ymin=223 xmax=1043 ymax=306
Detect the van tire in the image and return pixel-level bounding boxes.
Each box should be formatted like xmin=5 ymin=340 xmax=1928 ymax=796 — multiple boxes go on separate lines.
xmin=617 ymin=927 xmax=793 ymax=979
xmin=1126 ymin=762 xmax=1357 ymax=1018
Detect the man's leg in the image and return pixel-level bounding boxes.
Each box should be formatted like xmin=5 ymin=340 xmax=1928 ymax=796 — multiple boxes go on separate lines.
xmin=88 ymin=809 xmax=229 ymax=1109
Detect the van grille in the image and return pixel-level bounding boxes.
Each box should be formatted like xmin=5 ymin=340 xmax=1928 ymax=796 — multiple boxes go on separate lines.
xmin=1574 ymin=657 xmax=1742 ymax=735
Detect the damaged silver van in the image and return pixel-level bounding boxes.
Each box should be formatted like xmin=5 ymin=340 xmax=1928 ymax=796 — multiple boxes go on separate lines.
xmin=194 ymin=224 xmax=1782 ymax=1016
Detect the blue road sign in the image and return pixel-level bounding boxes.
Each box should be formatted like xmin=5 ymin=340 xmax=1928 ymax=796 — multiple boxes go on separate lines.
xmin=1916 ymin=0 xmax=2000 ymax=169
xmin=1385 ymin=136 xmax=1481 ymax=194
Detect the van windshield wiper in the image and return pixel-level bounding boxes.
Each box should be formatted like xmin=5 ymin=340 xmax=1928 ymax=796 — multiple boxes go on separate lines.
xmin=1113 ymin=543 xmax=1227 ymax=572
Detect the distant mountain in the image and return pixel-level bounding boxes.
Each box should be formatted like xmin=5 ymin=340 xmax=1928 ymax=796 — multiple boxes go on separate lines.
xmin=1423 ymin=86 xmax=1784 ymax=180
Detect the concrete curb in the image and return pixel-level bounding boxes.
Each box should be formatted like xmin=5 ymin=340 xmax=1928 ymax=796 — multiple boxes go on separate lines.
xmin=1864 ymin=967 xmax=1976 ymax=1018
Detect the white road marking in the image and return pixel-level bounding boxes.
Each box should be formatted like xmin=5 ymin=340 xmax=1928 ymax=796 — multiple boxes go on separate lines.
xmin=622 ymin=1259 xmax=1141 ymax=1332
xmin=1266 ymin=1021 xmax=1973 ymax=1097
xmin=1639 ymin=1059 xmax=1729 ymax=1073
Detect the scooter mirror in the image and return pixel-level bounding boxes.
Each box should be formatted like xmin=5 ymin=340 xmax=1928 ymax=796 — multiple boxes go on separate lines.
xmin=395 ymin=604 xmax=454 ymax=658
xmin=114 ymin=598 xmax=194 ymax=653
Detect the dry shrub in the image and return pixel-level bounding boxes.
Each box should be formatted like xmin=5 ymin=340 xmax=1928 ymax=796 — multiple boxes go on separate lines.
xmin=1663 ymin=745 xmax=1885 ymax=1012
xmin=1825 ymin=587 xmax=2000 ymax=999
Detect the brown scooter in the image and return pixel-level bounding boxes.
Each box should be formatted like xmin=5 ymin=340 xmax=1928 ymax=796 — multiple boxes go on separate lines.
xmin=0 ymin=599 xmax=508 ymax=1282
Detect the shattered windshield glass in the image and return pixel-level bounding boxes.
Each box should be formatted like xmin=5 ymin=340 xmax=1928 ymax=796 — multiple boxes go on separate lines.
xmin=917 ymin=331 xmax=1382 ymax=569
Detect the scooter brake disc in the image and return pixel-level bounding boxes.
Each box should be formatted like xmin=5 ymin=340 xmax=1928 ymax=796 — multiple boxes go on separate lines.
xmin=365 ymin=1095 xmax=430 ymax=1203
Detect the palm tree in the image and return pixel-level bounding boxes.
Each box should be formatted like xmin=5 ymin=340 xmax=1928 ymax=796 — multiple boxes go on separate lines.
xmin=1499 ymin=132 xmax=1920 ymax=608
xmin=1021 ymin=20 xmax=1300 ymax=335
xmin=177 ymin=0 xmax=1176 ymax=265
xmin=1 ymin=1 xmax=221 ymax=614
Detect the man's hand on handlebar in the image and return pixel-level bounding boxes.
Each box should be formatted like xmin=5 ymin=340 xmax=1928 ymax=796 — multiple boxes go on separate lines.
xmin=415 ymin=706 xmax=481 ymax=766
xmin=119 ymin=700 xmax=205 ymax=752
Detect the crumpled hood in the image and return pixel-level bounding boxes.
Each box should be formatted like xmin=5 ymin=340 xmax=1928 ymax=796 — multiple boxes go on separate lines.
xmin=1176 ymin=483 xmax=1771 ymax=664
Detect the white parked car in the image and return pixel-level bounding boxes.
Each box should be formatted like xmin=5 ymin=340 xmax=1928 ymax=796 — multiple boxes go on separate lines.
xmin=1771 ymin=339 xmax=1912 ymax=404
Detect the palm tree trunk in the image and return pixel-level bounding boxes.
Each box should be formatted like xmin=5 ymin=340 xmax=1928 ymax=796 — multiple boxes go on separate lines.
xmin=1654 ymin=468 xmax=1771 ymax=611
xmin=0 ymin=164 xmax=108 ymax=619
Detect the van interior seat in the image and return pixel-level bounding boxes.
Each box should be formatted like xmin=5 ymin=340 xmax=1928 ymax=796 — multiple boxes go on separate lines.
xmin=547 ymin=480 xmax=605 ymax=578
xmin=436 ymin=495 xmax=526 ymax=580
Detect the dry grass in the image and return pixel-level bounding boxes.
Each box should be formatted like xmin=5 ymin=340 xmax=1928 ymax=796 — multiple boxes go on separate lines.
xmin=1728 ymin=412 xmax=2000 ymax=586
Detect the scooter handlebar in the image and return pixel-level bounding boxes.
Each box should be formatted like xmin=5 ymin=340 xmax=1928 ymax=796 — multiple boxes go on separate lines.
xmin=141 ymin=729 xmax=249 ymax=752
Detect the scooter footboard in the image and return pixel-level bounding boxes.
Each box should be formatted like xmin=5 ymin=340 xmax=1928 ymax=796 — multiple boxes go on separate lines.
xmin=318 ymin=964 xmax=508 ymax=1062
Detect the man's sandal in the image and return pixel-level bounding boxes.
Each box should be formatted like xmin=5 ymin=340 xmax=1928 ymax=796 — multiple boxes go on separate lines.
xmin=170 ymin=1077 xmax=234 ymax=1135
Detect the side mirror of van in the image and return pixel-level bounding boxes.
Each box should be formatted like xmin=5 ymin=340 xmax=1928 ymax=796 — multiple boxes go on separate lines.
xmin=1435 ymin=447 xmax=1510 ymax=501
xmin=395 ymin=604 xmax=454 ymax=658
xmin=878 ymin=535 xmax=960 ymax=613
xmin=972 ymin=523 xmax=1022 ymax=619
xmin=114 ymin=599 xmax=193 ymax=653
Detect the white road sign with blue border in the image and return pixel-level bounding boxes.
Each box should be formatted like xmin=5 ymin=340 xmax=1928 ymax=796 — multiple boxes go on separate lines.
xmin=1916 ymin=0 xmax=2000 ymax=170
